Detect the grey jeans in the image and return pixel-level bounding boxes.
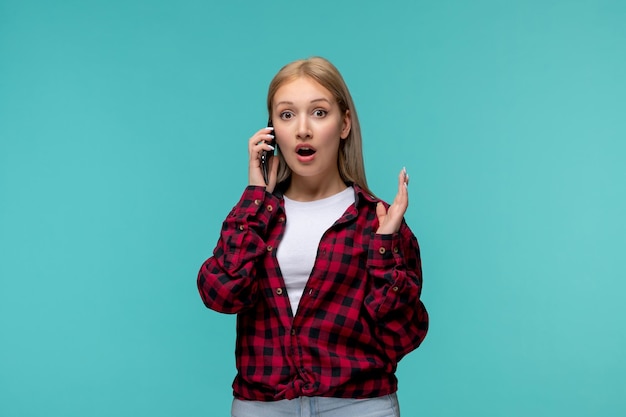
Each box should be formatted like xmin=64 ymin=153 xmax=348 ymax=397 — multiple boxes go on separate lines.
xmin=231 ymin=393 xmax=400 ymax=417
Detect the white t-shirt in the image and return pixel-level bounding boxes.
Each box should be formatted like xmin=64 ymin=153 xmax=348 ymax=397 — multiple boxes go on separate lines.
xmin=277 ymin=187 xmax=355 ymax=315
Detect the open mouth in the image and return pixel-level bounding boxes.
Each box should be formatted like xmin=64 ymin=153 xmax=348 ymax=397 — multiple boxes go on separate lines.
xmin=296 ymin=147 xmax=316 ymax=156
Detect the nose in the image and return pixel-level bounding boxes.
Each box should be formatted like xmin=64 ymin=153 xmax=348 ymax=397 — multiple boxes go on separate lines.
xmin=295 ymin=117 xmax=312 ymax=140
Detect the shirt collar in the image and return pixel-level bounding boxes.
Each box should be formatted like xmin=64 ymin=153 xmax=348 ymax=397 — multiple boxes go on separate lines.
xmin=352 ymin=183 xmax=378 ymax=206
xmin=273 ymin=182 xmax=378 ymax=206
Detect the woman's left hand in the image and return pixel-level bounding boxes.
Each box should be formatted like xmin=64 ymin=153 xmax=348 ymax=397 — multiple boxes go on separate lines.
xmin=376 ymin=167 xmax=409 ymax=234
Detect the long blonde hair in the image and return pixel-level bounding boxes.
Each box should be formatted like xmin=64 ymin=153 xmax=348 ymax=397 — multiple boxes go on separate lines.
xmin=266 ymin=57 xmax=373 ymax=197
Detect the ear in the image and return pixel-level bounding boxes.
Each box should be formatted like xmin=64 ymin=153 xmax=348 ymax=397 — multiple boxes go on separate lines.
xmin=340 ymin=110 xmax=351 ymax=140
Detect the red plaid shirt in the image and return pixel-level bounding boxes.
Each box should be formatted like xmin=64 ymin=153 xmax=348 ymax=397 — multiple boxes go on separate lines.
xmin=197 ymin=184 xmax=428 ymax=401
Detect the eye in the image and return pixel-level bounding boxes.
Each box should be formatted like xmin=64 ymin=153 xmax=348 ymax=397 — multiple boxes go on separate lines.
xmin=313 ymin=109 xmax=327 ymax=117
xmin=280 ymin=111 xmax=294 ymax=120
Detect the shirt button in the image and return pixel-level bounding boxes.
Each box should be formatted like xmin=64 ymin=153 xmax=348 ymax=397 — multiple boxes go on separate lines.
xmin=276 ymin=288 xmax=283 ymax=295
xmin=266 ymin=205 xmax=273 ymax=212
xmin=278 ymin=217 xmax=285 ymax=223
xmin=392 ymin=286 xmax=399 ymax=292
xmin=239 ymin=225 xmax=245 ymax=231
xmin=254 ymin=199 xmax=261 ymax=206
xmin=379 ymin=247 xmax=386 ymax=254
xmin=267 ymin=245 xmax=273 ymax=252
xmin=393 ymin=246 xmax=399 ymax=253
xmin=291 ymin=328 xmax=296 ymax=336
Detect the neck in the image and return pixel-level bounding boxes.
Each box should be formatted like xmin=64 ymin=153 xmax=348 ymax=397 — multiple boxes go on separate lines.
xmin=285 ymin=173 xmax=347 ymax=202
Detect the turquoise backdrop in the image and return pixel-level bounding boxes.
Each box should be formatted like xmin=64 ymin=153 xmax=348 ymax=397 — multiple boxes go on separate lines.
xmin=1 ymin=0 xmax=625 ymax=416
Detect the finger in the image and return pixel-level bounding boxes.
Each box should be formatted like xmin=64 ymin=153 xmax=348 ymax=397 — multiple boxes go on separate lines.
xmin=255 ymin=126 xmax=274 ymax=138
xmin=388 ymin=169 xmax=408 ymax=218
xmin=248 ymin=127 xmax=275 ymax=150
xmin=376 ymin=201 xmax=387 ymax=222
xmin=400 ymin=167 xmax=408 ymax=188
xmin=396 ymin=168 xmax=408 ymax=201
xmin=249 ymin=137 xmax=276 ymax=163
xmin=249 ymin=137 xmax=275 ymax=156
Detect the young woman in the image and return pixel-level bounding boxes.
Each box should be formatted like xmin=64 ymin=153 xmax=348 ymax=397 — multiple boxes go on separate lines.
xmin=197 ymin=57 xmax=428 ymax=417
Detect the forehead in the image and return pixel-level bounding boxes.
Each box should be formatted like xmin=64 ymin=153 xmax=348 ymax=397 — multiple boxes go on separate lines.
xmin=273 ymin=76 xmax=334 ymax=104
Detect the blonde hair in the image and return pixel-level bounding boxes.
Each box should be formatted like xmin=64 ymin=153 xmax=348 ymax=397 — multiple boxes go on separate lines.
xmin=266 ymin=57 xmax=374 ymax=196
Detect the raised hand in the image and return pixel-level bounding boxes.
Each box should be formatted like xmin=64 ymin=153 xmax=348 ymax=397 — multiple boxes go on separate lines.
xmin=376 ymin=167 xmax=409 ymax=235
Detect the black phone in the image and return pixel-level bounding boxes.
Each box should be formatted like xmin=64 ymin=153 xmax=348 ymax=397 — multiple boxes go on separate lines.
xmin=260 ymin=120 xmax=276 ymax=185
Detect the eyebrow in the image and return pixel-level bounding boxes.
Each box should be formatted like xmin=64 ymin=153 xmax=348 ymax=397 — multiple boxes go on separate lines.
xmin=275 ymin=98 xmax=333 ymax=107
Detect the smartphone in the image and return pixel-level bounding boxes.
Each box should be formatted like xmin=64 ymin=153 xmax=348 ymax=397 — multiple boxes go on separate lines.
xmin=260 ymin=119 xmax=276 ymax=185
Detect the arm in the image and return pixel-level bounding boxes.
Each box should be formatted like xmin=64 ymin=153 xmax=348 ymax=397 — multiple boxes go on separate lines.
xmin=197 ymin=186 xmax=279 ymax=314
xmin=365 ymin=167 xmax=429 ymax=362
xmin=197 ymin=128 xmax=280 ymax=314
xmin=365 ymin=221 xmax=428 ymax=363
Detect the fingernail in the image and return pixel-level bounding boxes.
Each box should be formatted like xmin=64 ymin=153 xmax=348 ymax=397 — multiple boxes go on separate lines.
xmin=265 ymin=126 xmax=274 ymax=130
xmin=267 ymin=134 xmax=275 ymax=138
xmin=267 ymin=145 xmax=275 ymax=150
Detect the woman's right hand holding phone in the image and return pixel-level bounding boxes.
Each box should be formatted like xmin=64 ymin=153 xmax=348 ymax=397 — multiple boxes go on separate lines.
xmin=248 ymin=127 xmax=278 ymax=192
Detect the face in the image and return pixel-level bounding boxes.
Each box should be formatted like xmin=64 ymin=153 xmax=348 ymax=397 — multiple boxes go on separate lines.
xmin=271 ymin=76 xmax=351 ymax=185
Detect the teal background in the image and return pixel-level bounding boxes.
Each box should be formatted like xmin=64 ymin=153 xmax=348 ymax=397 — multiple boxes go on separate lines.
xmin=1 ymin=0 xmax=625 ymax=416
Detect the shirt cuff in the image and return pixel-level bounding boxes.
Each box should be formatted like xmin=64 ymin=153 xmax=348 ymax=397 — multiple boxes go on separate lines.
xmin=368 ymin=233 xmax=404 ymax=269
xmin=230 ymin=186 xmax=280 ymax=216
